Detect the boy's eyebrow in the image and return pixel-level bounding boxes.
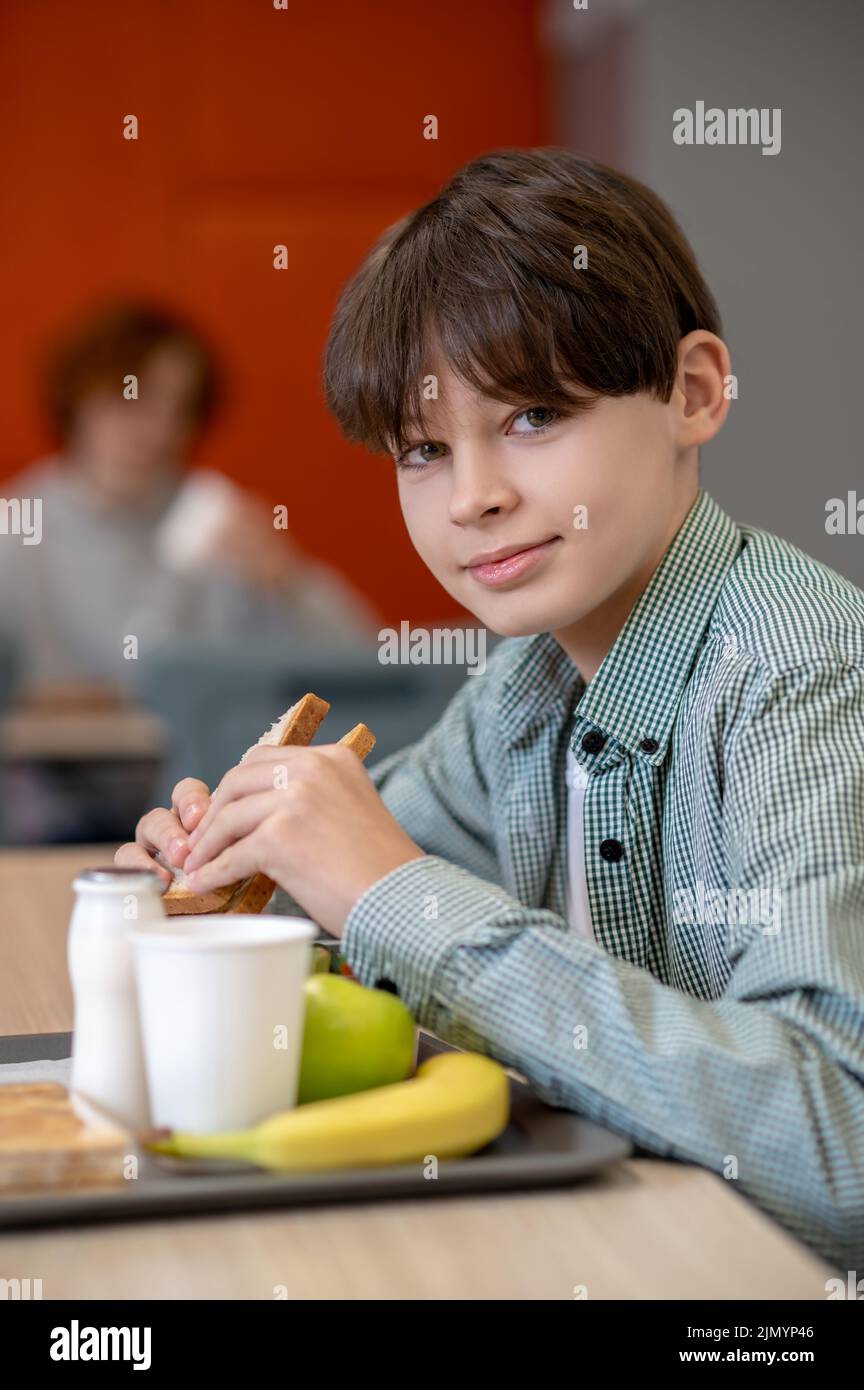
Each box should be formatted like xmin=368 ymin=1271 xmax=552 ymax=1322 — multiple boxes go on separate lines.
xmin=397 ymin=410 xmax=439 ymax=442
xmin=395 ymin=375 xmax=595 ymax=451
xmin=401 ymin=392 xmax=534 ymax=443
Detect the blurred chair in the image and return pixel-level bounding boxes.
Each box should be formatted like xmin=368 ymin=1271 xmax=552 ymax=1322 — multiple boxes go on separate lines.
xmin=0 ymin=631 xmax=166 ymax=846
xmin=130 ymin=632 xmax=497 ymax=805
xmin=0 ymin=629 xmax=20 ymax=712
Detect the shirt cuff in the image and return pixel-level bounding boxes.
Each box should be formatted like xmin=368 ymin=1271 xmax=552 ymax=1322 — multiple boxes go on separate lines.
xmin=340 ymin=853 xmax=539 ymax=1031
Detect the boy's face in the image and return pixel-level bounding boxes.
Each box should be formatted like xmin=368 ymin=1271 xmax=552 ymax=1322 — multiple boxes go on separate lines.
xmin=393 ymin=353 xmax=701 ymax=678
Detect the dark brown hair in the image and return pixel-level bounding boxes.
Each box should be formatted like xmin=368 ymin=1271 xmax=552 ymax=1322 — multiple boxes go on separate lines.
xmin=323 ymin=147 xmax=722 ymax=457
xmin=44 ymin=301 xmax=222 ymax=440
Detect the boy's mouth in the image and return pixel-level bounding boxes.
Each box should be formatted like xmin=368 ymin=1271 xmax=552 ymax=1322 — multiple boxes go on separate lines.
xmin=464 ymin=536 xmax=561 ymax=588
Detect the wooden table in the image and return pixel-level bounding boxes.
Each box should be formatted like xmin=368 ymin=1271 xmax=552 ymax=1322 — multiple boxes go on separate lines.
xmin=0 ymin=846 xmax=835 ymax=1300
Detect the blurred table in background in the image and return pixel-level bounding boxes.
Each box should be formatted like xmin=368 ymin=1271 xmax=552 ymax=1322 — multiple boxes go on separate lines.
xmin=0 ymin=705 xmax=167 ymax=760
xmin=0 ymin=690 xmax=167 ymax=847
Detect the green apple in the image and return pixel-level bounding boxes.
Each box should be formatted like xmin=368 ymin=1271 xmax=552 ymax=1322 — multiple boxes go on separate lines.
xmin=310 ymin=945 xmax=332 ymax=974
xmin=297 ymin=974 xmax=417 ymax=1104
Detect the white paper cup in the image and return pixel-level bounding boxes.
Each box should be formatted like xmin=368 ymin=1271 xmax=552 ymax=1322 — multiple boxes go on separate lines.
xmin=153 ymin=470 xmax=239 ymax=575
xmin=132 ymin=915 xmax=316 ymax=1133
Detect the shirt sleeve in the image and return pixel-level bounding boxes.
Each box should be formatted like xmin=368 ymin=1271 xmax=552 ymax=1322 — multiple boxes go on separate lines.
xmin=340 ymin=658 xmax=864 ymax=1270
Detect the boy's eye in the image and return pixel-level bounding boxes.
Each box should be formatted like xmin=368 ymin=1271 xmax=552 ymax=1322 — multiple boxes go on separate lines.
xmin=509 ymin=406 xmax=560 ymax=435
xmin=395 ymin=440 xmax=446 ymax=471
xmin=394 ymin=406 xmax=561 ymax=471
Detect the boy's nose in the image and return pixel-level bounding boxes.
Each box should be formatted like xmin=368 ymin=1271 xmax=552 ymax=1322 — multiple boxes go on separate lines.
xmin=448 ymin=455 xmax=519 ymax=526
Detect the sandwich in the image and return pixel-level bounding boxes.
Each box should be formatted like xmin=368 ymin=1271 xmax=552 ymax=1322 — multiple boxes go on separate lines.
xmin=157 ymin=692 xmax=375 ymax=916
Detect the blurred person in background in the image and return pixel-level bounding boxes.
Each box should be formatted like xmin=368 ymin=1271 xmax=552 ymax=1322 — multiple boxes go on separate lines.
xmin=0 ymin=301 xmax=379 ymax=842
xmin=0 ymin=300 xmax=379 ymax=701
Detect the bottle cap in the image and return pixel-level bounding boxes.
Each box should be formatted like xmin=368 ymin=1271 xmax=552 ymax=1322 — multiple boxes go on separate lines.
xmin=73 ymin=867 xmax=163 ymax=892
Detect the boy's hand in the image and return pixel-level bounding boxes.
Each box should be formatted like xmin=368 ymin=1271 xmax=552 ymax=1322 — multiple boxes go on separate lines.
xmin=181 ymin=743 xmax=425 ymax=936
xmin=114 ymin=778 xmax=212 ymax=885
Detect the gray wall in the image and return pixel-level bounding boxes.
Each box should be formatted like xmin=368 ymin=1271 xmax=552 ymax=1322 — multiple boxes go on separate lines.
xmin=546 ymin=0 xmax=863 ymax=586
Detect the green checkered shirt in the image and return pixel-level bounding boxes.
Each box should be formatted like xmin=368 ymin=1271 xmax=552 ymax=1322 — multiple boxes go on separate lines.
xmin=272 ymin=487 xmax=864 ymax=1271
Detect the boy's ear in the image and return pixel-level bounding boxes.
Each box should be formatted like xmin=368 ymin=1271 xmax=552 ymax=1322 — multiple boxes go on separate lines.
xmin=673 ymin=330 xmax=733 ymax=448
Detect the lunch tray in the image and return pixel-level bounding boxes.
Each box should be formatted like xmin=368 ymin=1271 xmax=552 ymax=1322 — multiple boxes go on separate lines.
xmin=0 ymin=1030 xmax=631 ymax=1229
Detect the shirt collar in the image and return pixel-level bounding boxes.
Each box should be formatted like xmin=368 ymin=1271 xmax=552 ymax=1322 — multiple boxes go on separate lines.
xmin=498 ymin=488 xmax=744 ymax=769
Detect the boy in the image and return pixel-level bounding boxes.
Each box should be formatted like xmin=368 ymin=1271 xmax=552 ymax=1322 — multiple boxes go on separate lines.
xmin=118 ymin=148 xmax=864 ymax=1271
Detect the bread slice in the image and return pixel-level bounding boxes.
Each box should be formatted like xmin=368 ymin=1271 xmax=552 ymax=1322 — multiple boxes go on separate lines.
xmin=222 ymin=721 xmax=377 ymax=914
xmin=240 ymin=692 xmax=331 ymax=763
xmin=161 ymin=694 xmax=329 ymax=915
xmin=160 ymin=694 xmax=375 ymax=917
xmin=0 ymin=1082 xmax=130 ymax=1192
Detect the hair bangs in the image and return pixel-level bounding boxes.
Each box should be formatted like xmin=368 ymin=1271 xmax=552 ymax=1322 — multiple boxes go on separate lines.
xmin=323 ymin=148 xmax=722 ymax=458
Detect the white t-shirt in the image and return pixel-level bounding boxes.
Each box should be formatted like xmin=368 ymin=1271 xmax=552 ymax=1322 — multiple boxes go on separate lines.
xmin=565 ymin=743 xmax=594 ymax=940
xmin=0 ymin=457 xmax=379 ymax=689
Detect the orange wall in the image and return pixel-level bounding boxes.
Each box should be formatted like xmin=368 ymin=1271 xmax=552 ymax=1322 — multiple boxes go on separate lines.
xmin=0 ymin=0 xmax=550 ymax=622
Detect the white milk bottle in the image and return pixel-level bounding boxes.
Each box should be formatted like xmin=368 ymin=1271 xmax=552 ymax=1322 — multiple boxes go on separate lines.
xmin=68 ymin=867 xmax=163 ymax=1128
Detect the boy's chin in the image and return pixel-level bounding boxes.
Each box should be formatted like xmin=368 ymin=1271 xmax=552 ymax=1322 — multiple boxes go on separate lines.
xmin=479 ymin=611 xmax=556 ymax=639
xmin=478 ymin=597 xmax=592 ymax=640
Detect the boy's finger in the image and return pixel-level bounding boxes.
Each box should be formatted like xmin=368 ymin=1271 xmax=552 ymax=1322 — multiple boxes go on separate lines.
xmin=170 ymin=778 xmax=211 ymax=832
xmin=114 ymin=841 xmax=173 ymax=885
xmin=184 ymin=793 xmax=279 ymax=872
xmin=185 ymin=836 xmax=260 ymax=894
xmin=134 ymin=806 xmax=189 ymax=865
xmin=190 ymin=761 xmax=291 ymax=842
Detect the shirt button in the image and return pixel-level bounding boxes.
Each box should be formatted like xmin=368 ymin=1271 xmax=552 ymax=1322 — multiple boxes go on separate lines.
xmin=599 ymin=838 xmax=624 ymax=863
xmin=582 ymin=730 xmax=606 ymax=754
xmin=374 ymin=977 xmax=400 ymax=995
xmin=640 ymin=737 xmax=659 ymax=754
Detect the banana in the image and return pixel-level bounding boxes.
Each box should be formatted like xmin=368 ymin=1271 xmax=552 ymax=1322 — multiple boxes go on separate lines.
xmin=146 ymin=1051 xmax=509 ymax=1171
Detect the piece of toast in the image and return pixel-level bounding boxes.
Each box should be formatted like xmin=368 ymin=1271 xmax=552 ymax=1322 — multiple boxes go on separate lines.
xmin=160 ymin=692 xmax=329 ymax=914
xmin=223 ymin=721 xmax=377 ymax=914
xmin=160 ymin=695 xmax=375 ymax=916
xmin=159 ymin=693 xmax=330 ymax=913
xmin=0 ymin=1082 xmax=131 ymax=1193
